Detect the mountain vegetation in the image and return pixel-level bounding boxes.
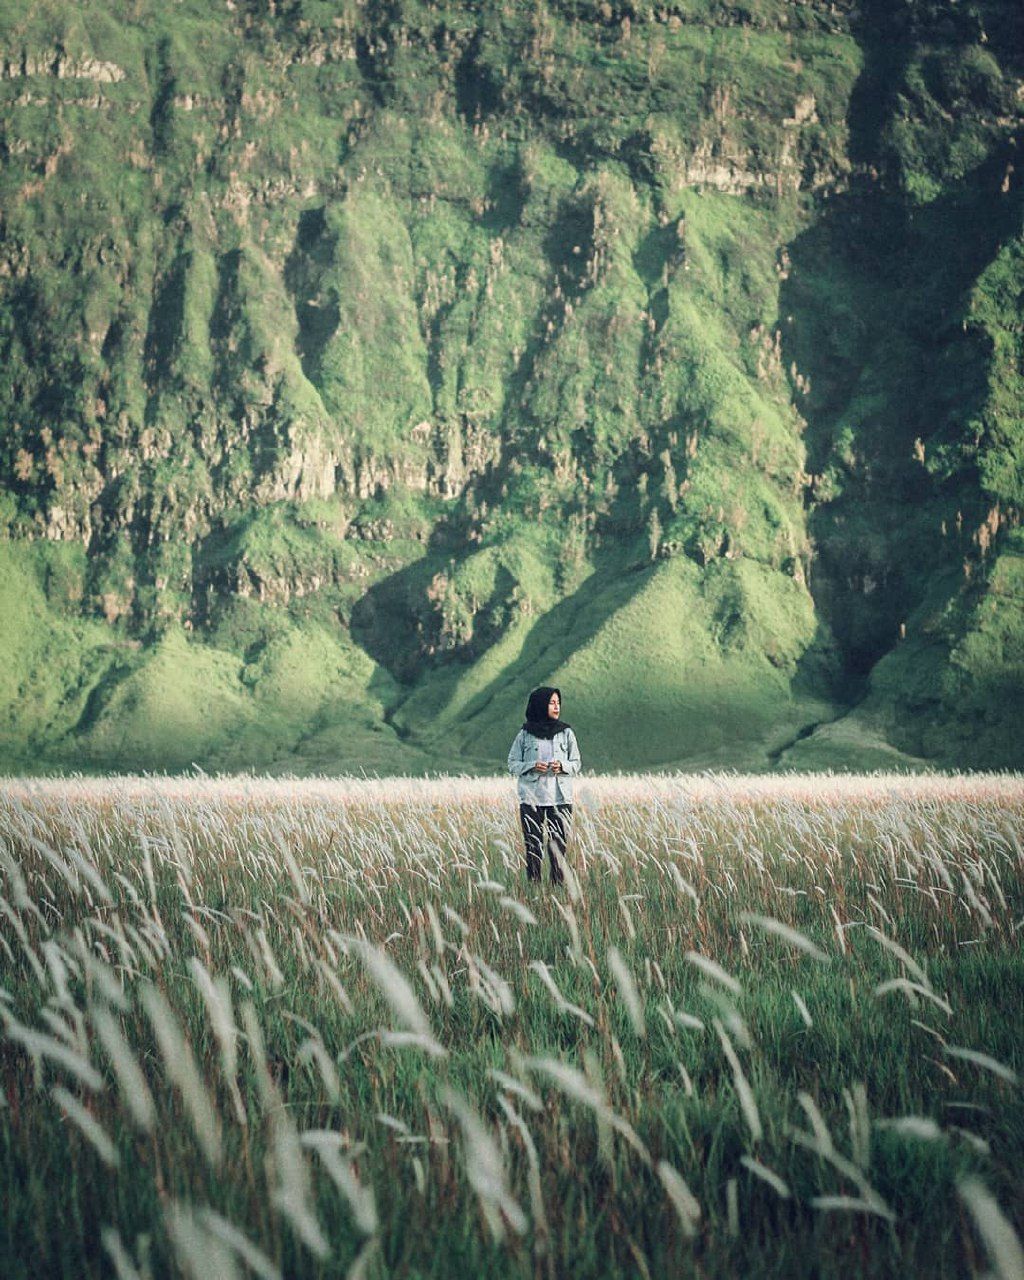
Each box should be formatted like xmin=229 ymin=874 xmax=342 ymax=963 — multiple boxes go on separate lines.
xmin=0 ymin=0 xmax=1021 ymax=774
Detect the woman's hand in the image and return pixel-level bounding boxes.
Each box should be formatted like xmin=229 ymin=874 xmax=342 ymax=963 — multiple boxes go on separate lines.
xmin=549 ymin=761 xmax=563 ymax=774
xmin=534 ymin=761 xmax=549 ymax=772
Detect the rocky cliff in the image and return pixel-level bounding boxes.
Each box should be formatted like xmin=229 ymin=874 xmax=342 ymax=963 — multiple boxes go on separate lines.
xmin=0 ymin=0 xmax=1021 ymax=773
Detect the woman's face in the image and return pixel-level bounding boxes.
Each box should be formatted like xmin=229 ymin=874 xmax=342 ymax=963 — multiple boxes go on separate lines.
xmin=547 ymin=691 xmax=560 ymax=719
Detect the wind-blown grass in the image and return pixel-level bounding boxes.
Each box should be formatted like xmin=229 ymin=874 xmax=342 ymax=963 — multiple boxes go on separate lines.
xmin=1 ymin=772 xmax=1022 ymax=1278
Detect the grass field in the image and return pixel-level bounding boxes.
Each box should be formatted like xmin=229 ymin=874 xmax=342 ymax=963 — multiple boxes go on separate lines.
xmin=1 ymin=774 xmax=1023 ymax=1278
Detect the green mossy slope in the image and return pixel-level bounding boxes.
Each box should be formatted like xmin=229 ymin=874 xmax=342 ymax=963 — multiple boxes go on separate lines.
xmin=0 ymin=543 xmax=125 ymax=769
xmin=0 ymin=0 xmax=1021 ymax=773
xmin=455 ymin=554 xmax=834 ymax=772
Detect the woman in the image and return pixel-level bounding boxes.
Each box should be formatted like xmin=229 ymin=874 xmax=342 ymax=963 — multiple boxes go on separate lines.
xmin=507 ymin=687 xmax=582 ymax=884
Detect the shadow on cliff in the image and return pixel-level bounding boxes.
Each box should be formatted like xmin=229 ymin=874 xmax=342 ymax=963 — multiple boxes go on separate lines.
xmin=778 ymin=1 xmax=1023 ymax=703
xmin=350 ymin=528 xmax=648 ymax=698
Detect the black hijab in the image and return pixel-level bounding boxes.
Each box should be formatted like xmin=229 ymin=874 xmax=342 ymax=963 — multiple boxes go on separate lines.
xmin=522 ymin=686 xmax=571 ymax=740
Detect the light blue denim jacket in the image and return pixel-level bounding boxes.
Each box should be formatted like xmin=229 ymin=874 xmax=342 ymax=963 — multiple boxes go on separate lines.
xmin=507 ymin=727 xmax=582 ymax=805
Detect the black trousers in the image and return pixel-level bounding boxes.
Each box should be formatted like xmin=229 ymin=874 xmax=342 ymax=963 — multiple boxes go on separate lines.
xmin=520 ymin=803 xmax=573 ymax=883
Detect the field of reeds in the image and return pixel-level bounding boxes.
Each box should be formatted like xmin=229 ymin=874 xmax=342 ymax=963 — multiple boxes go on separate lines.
xmin=2 ymin=773 xmax=1023 ymax=1279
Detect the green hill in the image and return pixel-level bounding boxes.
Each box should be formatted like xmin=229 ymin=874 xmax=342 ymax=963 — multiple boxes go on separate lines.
xmin=0 ymin=0 xmax=1021 ymax=774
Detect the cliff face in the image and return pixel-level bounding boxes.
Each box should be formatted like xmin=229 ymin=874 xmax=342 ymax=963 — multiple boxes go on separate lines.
xmin=0 ymin=0 xmax=1021 ymax=773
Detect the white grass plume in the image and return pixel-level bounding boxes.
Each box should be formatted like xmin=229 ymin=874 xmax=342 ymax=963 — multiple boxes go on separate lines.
xmin=188 ymin=959 xmax=246 ymax=1124
xmin=3 ymin=1015 xmax=104 ymax=1091
xmin=875 ymin=1116 xmax=943 ymax=1141
xmin=550 ymin=896 xmax=582 ymax=958
xmin=524 ymin=1056 xmax=649 ymax=1162
xmin=656 ymin=1160 xmax=701 ymax=1237
xmin=726 ymin=1177 xmax=739 ymax=1237
xmin=254 ymin=928 xmax=285 ymax=989
xmin=101 ymin=1228 xmax=144 ymax=1280
xmin=41 ymin=940 xmax=75 ymax=1006
xmin=275 ymin=835 xmax=311 ymax=907
xmin=64 ymin=842 xmax=113 ymax=906
xmin=685 ymin=952 xmax=742 ymax=996
xmin=791 ymin=1096 xmax=895 ymax=1221
xmin=874 ymin=977 xmax=952 ymax=1014
xmin=442 ymin=906 xmax=469 ymax=937
xmin=91 ymin=1005 xmax=155 ymax=1131
xmin=740 ymin=1156 xmax=791 ymax=1199
xmin=796 ymin=1091 xmax=834 ymax=1153
xmin=199 ymin=1209 xmax=282 ymax=1280
xmin=675 ymin=1010 xmax=706 ymax=1032
xmin=667 ymin=862 xmax=700 ymax=905
xmin=792 ymin=991 xmax=813 ymax=1027
xmin=40 ymin=1006 xmax=78 ymax=1049
xmin=948 ymin=1125 xmax=990 ymax=1155
xmin=344 ymin=937 xmax=445 ymax=1057
xmin=297 ymin=1035 xmax=341 ymax=1103
xmin=740 ymin=913 xmax=829 ymax=962
xmin=945 ymin=1044 xmax=1019 ymax=1085
xmin=529 ymin=960 xmax=595 ymax=1027
xmin=497 ymin=1096 xmax=548 ymax=1245
xmin=140 ymin=984 xmax=221 ymax=1167
xmin=714 ymin=1020 xmax=762 ymax=1145
xmin=498 ymin=896 xmax=537 ymax=925
xmin=489 ymin=1070 xmax=543 ymax=1113
xmin=239 ymin=1000 xmax=277 ymax=1112
xmin=424 ymin=901 xmax=446 ymax=954
xmin=0 ymin=847 xmax=43 ymax=920
xmin=301 ymin=1132 xmax=378 ymax=1236
xmin=865 ymin=925 xmax=930 ymax=989
xmin=53 ymin=1086 xmax=119 ymax=1166
xmin=844 ymin=1081 xmax=871 ymax=1170
xmin=165 ymin=1202 xmax=241 ymax=1280
xmin=551 ymin=847 xmax=583 ymax=903
xmin=81 ymin=952 xmax=128 ymax=1011
xmin=0 ymin=898 xmax=46 ymax=984
xmin=347 ymin=1238 xmax=380 ymax=1280
xmin=607 ymin=946 xmax=646 ymax=1038
xmin=442 ymin=1087 xmax=527 ymax=1242
xmin=811 ymin=1195 xmax=896 ymax=1221
xmin=188 ymin=959 xmax=239 ymax=1078
xmin=270 ymin=1111 xmax=330 ymax=1258
xmin=958 ymin=1177 xmax=1024 ymax=1280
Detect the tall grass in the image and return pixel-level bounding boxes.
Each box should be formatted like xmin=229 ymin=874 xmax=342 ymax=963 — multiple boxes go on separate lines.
xmin=1 ymin=773 xmax=1023 ymax=1278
